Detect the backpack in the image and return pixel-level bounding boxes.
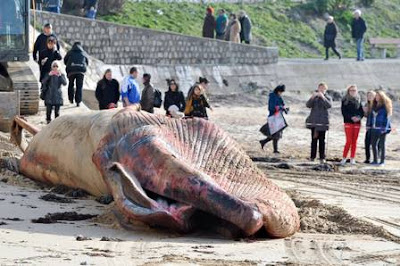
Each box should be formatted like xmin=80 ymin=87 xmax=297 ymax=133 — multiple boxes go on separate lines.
xmin=154 ymin=88 xmax=162 ymax=108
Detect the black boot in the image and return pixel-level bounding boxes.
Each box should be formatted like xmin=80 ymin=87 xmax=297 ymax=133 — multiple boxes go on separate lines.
xmin=259 ymin=138 xmax=271 ymax=150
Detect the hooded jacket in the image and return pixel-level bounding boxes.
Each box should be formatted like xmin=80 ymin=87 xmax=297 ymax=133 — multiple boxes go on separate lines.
xmin=41 ymin=72 xmax=67 ymax=106
xmin=64 ymin=43 xmax=89 ymax=75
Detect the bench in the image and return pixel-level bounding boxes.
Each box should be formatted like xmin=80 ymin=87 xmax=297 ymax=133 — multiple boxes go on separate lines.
xmin=369 ymin=38 xmax=400 ymax=58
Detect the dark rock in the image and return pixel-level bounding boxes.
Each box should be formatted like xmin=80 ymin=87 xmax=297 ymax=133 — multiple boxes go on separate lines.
xmin=39 ymin=193 xmax=75 ymax=203
xmin=100 ymin=236 xmax=123 ymax=242
xmin=96 ymin=195 xmax=114 ymax=205
xmin=76 ymin=235 xmax=92 ymax=241
xmin=2 ymin=218 xmax=23 ymax=221
xmin=276 ymin=163 xmax=294 ymax=169
xmin=32 ymin=212 xmax=97 ymax=224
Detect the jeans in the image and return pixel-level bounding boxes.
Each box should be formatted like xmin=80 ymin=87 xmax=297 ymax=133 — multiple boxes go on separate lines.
xmin=46 ymin=105 xmax=60 ymax=122
xmin=47 ymin=6 xmax=60 ymax=14
xmin=356 ymin=38 xmax=364 ymax=60
xmin=343 ymin=123 xmax=361 ymax=159
xmin=311 ymin=128 xmax=326 ymax=160
xmin=371 ymin=131 xmax=386 ymax=164
xmin=364 ymin=129 xmax=372 ymax=162
xmin=68 ymin=73 xmax=84 ymax=104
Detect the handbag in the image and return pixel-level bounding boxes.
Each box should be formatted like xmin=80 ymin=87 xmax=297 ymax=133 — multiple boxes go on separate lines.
xmin=259 ymin=122 xmax=271 ymax=137
xmin=267 ymin=111 xmax=288 ymax=135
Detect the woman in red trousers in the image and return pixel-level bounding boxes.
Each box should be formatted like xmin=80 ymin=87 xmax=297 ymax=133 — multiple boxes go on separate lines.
xmin=340 ymin=85 xmax=364 ymax=165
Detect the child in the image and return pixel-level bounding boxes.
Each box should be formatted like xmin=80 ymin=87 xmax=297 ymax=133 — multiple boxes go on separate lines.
xmin=184 ymin=84 xmax=212 ymax=119
xmin=41 ymin=61 xmax=67 ymax=124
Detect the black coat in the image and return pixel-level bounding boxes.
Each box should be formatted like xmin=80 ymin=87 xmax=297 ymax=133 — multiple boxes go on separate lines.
xmin=38 ymin=48 xmax=62 ymax=81
xmin=341 ymin=98 xmax=364 ymax=124
xmin=33 ymin=33 xmax=60 ymax=61
xmin=164 ymin=90 xmax=186 ymax=115
xmin=306 ymin=94 xmax=332 ymax=131
xmin=202 ymin=14 xmax=216 ymax=38
xmin=95 ymin=78 xmax=120 ymax=110
xmin=41 ymin=73 xmax=67 ymax=106
xmin=64 ymin=43 xmax=89 ymax=75
xmin=351 ymin=17 xmax=367 ymax=39
xmin=324 ymin=22 xmax=338 ymax=48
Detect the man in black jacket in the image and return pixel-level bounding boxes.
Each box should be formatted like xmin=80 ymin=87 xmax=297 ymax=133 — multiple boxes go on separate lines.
xmin=64 ymin=42 xmax=89 ymax=107
xmin=33 ymin=23 xmax=60 ymax=63
xmin=38 ymin=37 xmax=62 ymax=82
xmin=351 ymin=10 xmax=367 ymax=61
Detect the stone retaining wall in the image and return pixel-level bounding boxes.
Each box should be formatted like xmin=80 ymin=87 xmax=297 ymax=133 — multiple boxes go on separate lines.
xmin=33 ymin=11 xmax=278 ymax=66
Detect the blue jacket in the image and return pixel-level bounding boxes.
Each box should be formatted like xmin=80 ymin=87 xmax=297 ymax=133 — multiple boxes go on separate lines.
xmin=216 ymin=14 xmax=228 ymax=35
xmin=121 ymin=75 xmax=140 ymax=105
xmin=268 ymin=92 xmax=285 ymax=117
xmin=369 ymin=106 xmax=391 ymax=134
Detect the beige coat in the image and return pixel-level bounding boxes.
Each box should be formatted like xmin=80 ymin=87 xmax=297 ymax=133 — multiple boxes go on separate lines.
xmin=229 ymin=19 xmax=241 ymax=43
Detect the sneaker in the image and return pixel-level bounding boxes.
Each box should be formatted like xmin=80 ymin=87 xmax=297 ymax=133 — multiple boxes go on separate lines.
xmin=378 ymin=163 xmax=385 ymax=167
xmin=338 ymin=55 xmax=342 ymax=60
xmin=320 ymin=159 xmax=326 ymax=164
xmin=310 ymin=158 xmax=315 ymax=162
xmin=69 ymin=100 xmax=73 ymax=104
xmin=363 ymin=160 xmax=370 ymax=164
xmin=350 ymin=158 xmax=356 ymax=165
xmin=324 ymin=58 xmax=329 ymax=61
xmin=340 ymin=158 xmax=347 ymax=166
xmin=273 ymin=151 xmax=280 ymax=154
xmin=77 ymin=103 xmax=80 ymax=107
xmin=370 ymin=161 xmax=379 ymax=166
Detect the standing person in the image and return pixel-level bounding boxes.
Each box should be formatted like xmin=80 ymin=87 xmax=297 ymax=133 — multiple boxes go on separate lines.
xmin=46 ymin=0 xmax=62 ymax=13
xmin=324 ymin=16 xmax=341 ymax=60
xmin=259 ymin=85 xmax=288 ymax=153
xmin=95 ymin=69 xmax=120 ymax=110
xmin=351 ymin=9 xmax=367 ymax=61
xmin=340 ymin=85 xmax=364 ymax=165
xmin=184 ymin=84 xmax=212 ymax=119
xmin=140 ymin=73 xmax=155 ymax=113
xmin=82 ymin=0 xmax=98 ymax=19
xmin=33 ymin=23 xmax=60 ymax=63
xmin=306 ymin=82 xmax=332 ymax=164
xmin=121 ymin=67 xmax=141 ymax=107
xmin=227 ymin=14 xmax=241 ymax=43
xmin=363 ymin=90 xmax=376 ymax=163
xmin=64 ymin=42 xmax=89 ymax=107
xmin=38 ymin=37 xmax=62 ymax=82
xmin=35 ymin=0 xmax=43 ymax=10
xmin=238 ymin=10 xmax=252 ymax=44
xmin=202 ymin=7 xmax=216 ymax=39
xmin=216 ymin=9 xmax=228 ymax=40
xmin=164 ymin=79 xmax=185 ymax=117
xmin=41 ymin=61 xmax=67 ymax=124
xmin=370 ymin=90 xmax=392 ymax=166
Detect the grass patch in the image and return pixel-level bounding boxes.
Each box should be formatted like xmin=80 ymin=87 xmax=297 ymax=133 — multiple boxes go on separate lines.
xmin=100 ymin=0 xmax=400 ymax=58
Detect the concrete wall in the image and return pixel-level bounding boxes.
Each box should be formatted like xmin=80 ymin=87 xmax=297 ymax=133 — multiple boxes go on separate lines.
xmin=83 ymin=59 xmax=400 ymax=99
xmin=33 ymin=11 xmax=278 ymax=66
